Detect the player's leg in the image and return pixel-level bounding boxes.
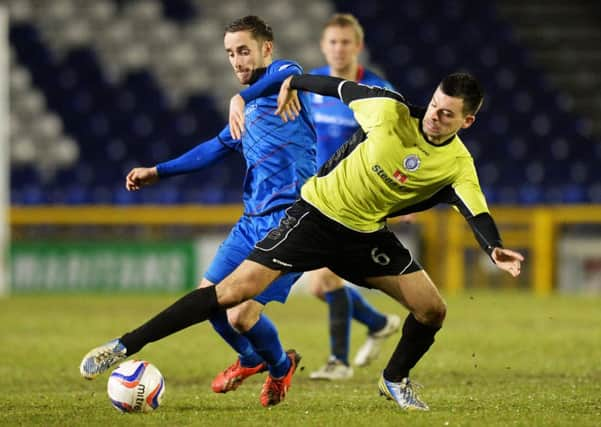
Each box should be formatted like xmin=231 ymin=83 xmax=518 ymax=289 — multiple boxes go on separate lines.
xmin=308 ymin=268 xmax=354 ymax=379
xmin=308 ymin=267 xmax=399 ymax=371
xmin=210 ymin=297 xmax=288 ymax=393
xmin=212 ymin=271 xmax=300 ymax=397
xmin=79 ymin=260 xmax=281 ymax=379
xmin=203 ymin=277 xmax=268 ymax=393
xmin=346 ymin=282 xmax=401 ymax=367
xmin=203 ymin=256 xmax=269 ymax=395
xmin=347 ymin=285 xmax=390 ymax=334
xmin=201 ymin=278 xmax=265 ymax=375
xmin=367 ymin=270 xmax=446 ymax=376
xmin=244 ymin=201 xmax=333 ymax=406
xmin=310 ymin=269 xmax=350 ymax=363
xmin=365 ymin=269 xmax=446 ymax=411
xmin=202 ymin=218 xmax=265 ymax=374
xmin=328 ymin=225 xmax=443 ymax=410
xmin=204 ymin=211 xmax=301 ymax=395
xmin=249 ymin=271 xmax=303 ymax=406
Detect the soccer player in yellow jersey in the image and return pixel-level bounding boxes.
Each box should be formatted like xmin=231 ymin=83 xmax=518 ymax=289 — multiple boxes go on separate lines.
xmin=81 ymin=72 xmax=524 ymax=411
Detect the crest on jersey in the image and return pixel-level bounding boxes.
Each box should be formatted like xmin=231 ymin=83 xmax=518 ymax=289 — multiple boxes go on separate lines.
xmin=403 ymin=154 xmax=420 ymax=172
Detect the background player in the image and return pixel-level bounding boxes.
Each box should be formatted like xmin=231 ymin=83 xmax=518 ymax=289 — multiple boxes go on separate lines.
xmin=113 ymin=15 xmax=315 ymax=407
xmin=307 ymin=13 xmax=401 ymax=380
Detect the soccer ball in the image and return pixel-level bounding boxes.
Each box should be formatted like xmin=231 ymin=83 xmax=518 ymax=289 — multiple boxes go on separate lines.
xmin=107 ymin=360 xmax=165 ymax=413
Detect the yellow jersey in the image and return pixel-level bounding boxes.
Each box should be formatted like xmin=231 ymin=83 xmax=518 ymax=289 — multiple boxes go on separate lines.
xmin=301 ymin=82 xmax=489 ymax=233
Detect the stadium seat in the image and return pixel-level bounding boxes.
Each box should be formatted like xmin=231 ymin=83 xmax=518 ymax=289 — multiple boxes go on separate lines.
xmin=8 ymin=0 xmax=599 ymax=205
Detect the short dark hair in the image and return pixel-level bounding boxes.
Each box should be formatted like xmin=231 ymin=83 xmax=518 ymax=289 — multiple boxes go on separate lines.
xmin=224 ymin=15 xmax=274 ymax=42
xmin=440 ymin=73 xmax=484 ymax=115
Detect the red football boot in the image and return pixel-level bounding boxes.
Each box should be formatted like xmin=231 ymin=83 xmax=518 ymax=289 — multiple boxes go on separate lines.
xmin=211 ymin=358 xmax=267 ymax=393
xmin=260 ymin=350 xmax=302 ymax=407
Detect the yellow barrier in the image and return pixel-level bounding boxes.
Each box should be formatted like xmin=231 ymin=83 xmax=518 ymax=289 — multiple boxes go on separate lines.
xmin=10 ymin=205 xmax=243 ymax=225
xmin=10 ymin=204 xmax=601 ymax=293
xmin=426 ymin=205 xmax=601 ymax=295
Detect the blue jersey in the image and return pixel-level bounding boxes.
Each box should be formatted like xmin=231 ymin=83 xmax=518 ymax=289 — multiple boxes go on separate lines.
xmin=157 ymin=59 xmax=315 ymax=304
xmin=158 ymin=59 xmax=316 ymax=216
xmin=309 ymin=65 xmax=393 ymax=168
xmin=221 ymin=60 xmax=316 ymax=215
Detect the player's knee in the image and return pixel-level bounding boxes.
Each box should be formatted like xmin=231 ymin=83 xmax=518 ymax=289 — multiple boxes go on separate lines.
xmin=308 ymin=281 xmax=325 ymax=299
xmin=215 ymin=276 xmax=265 ymax=308
xmin=197 ymin=279 xmax=213 ymax=289
xmin=226 ymin=310 xmax=258 ymax=333
xmin=216 ymin=281 xmax=255 ymax=308
xmin=424 ymin=300 xmax=447 ymax=326
xmin=414 ymin=299 xmax=447 ymax=327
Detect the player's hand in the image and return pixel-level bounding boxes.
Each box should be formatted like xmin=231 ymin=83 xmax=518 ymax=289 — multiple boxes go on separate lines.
xmin=229 ymin=94 xmax=246 ymax=140
xmin=125 ymin=167 xmax=159 ymax=191
xmin=491 ymin=247 xmax=524 ymax=277
xmin=275 ymin=76 xmax=301 ymax=122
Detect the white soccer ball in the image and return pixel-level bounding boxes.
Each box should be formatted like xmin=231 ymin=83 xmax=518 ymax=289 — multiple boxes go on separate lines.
xmin=107 ymin=360 xmax=165 ymax=413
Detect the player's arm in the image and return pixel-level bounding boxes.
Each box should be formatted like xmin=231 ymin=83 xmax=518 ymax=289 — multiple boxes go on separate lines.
xmin=466 ymin=212 xmax=524 ymax=277
xmin=156 ymin=126 xmax=239 ymax=178
xmin=276 ymin=74 xmax=404 ymax=121
xmin=229 ymin=62 xmax=303 ymax=139
xmin=449 ymin=158 xmax=524 ymax=276
xmin=126 ymin=126 xmax=239 ymax=191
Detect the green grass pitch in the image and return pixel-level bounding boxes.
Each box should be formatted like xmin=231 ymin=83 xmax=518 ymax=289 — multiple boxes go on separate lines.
xmin=1 ymin=290 xmax=600 ymax=426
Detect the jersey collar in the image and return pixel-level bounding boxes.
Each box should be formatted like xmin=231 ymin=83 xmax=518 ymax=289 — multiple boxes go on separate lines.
xmin=418 ymin=117 xmax=457 ymax=147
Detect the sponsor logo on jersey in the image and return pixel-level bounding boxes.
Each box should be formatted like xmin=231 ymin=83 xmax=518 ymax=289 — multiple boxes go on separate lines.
xmin=372 ymin=164 xmax=403 ymax=189
xmin=393 ymin=169 xmax=408 ymax=184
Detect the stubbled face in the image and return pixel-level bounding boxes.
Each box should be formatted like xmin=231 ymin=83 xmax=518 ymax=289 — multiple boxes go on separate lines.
xmin=320 ymin=25 xmax=362 ymax=73
xmin=422 ymin=87 xmax=475 ymax=143
xmin=224 ymin=30 xmax=272 ymax=85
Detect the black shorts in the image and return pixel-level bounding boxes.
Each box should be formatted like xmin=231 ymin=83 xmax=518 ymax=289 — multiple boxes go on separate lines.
xmin=247 ymin=199 xmax=421 ymax=286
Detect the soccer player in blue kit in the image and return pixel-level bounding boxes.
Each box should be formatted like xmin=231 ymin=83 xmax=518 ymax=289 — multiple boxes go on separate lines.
xmin=80 ymin=16 xmax=315 ymax=407
xmin=307 ymin=14 xmax=403 ymax=380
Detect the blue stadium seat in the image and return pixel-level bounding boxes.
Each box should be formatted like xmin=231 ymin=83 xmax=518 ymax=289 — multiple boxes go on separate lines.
xmin=10 ymin=19 xmax=245 ymax=205
xmin=10 ymin=3 xmax=598 ymax=205
xmin=332 ymin=0 xmax=599 ymax=204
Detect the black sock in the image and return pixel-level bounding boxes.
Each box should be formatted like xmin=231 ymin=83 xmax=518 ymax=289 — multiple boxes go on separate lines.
xmin=326 ymin=288 xmax=351 ymax=364
xmin=383 ymin=313 xmax=440 ymax=381
xmin=120 ymin=286 xmax=221 ymax=355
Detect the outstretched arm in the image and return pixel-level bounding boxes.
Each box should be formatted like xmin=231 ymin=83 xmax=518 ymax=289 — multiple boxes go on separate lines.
xmin=276 ymin=74 xmax=404 ymax=121
xmin=156 ymin=133 xmax=236 ymax=178
xmin=125 ymin=128 xmax=239 ymax=191
xmin=445 ymin=157 xmax=525 ymax=277
xmin=467 ymin=212 xmax=524 ymax=277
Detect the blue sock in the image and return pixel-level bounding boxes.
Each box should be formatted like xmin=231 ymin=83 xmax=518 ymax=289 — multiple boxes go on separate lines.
xmin=325 ymin=287 xmax=351 ymax=365
xmin=243 ymin=314 xmax=290 ymax=378
xmin=346 ymin=285 xmax=387 ymax=333
xmin=209 ymin=310 xmax=263 ymax=367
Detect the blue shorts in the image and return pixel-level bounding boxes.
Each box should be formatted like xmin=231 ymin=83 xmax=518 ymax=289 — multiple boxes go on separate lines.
xmin=204 ymin=209 xmax=302 ymax=305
